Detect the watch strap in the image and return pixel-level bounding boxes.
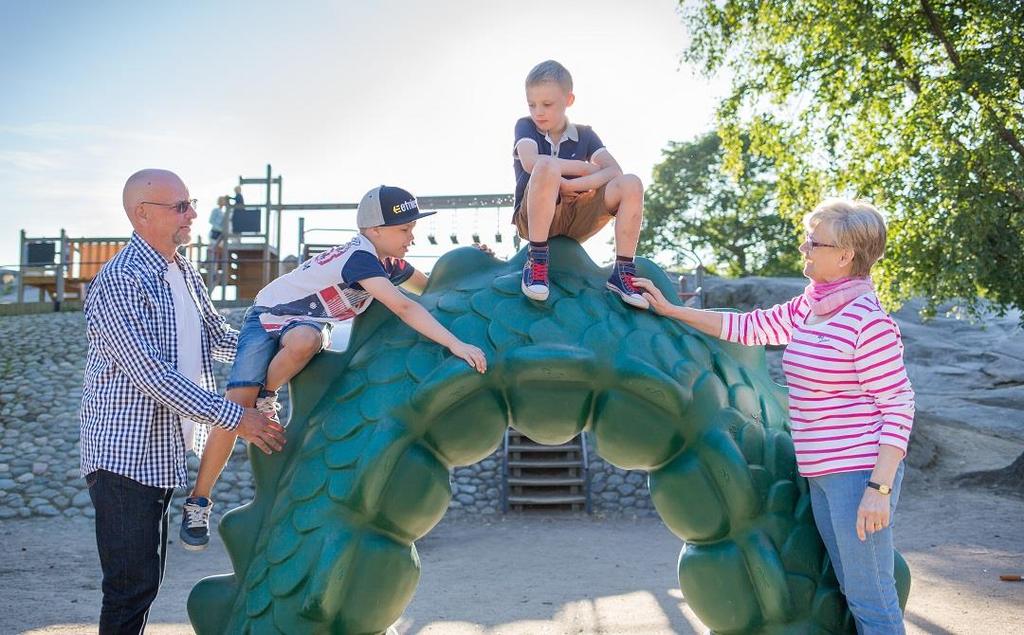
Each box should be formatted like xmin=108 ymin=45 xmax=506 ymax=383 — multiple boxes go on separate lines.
xmin=867 ymin=480 xmax=892 ymax=495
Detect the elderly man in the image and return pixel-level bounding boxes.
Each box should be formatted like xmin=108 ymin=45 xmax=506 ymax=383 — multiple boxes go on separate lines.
xmin=79 ymin=168 xmax=286 ymax=633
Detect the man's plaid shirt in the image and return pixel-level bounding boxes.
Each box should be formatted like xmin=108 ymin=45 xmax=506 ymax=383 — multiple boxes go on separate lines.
xmin=80 ymin=233 xmax=243 ymax=488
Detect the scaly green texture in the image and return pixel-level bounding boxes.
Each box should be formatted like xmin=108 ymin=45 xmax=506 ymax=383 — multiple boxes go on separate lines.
xmin=188 ymin=238 xmax=909 ymax=634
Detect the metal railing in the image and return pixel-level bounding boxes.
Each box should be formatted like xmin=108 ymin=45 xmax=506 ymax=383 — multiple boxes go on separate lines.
xmin=675 ymin=246 xmax=706 ymax=308
xmin=580 ymin=431 xmax=592 ymax=514
xmin=500 ymin=428 xmax=511 ymax=513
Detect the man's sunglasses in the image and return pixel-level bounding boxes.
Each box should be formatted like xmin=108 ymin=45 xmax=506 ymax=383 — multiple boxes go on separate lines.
xmin=141 ymin=199 xmax=197 ymax=215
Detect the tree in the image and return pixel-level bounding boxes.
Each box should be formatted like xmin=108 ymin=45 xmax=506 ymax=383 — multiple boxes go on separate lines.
xmin=642 ymin=130 xmax=803 ymax=277
xmin=680 ymin=0 xmax=1024 ymax=318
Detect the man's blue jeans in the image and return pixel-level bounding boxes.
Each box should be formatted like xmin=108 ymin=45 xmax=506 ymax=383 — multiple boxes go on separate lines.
xmin=87 ymin=469 xmax=175 ymax=634
xmin=808 ymin=464 xmax=906 ymax=635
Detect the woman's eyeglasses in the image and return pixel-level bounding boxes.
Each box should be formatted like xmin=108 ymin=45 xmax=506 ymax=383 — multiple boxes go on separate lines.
xmin=803 ymin=234 xmax=838 ymax=249
xmin=141 ymin=199 xmax=197 ymax=215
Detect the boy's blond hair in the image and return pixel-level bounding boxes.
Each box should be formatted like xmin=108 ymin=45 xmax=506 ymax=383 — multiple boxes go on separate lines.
xmin=526 ymin=60 xmax=573 ymax=92
xmin=805 ymin=199 xmax=887 ymax=277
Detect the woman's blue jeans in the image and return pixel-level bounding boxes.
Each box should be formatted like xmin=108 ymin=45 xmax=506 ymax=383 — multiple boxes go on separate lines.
xmin=808 ymin=463 xmax=906 ymax=635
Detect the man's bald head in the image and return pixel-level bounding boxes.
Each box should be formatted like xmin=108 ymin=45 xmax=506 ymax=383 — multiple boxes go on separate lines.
xmin=121 ymin=168 xmax=195 ymax=259
xmin=122 ymin=169 xmax=186 ymax=217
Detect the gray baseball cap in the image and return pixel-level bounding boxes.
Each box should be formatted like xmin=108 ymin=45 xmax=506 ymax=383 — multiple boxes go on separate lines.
xmin=357 ymin=185 xmax=436 ymax=229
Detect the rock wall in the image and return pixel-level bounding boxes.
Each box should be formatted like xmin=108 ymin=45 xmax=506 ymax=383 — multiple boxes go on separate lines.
xmin=446 ymin=435 xmax=658 ymax=518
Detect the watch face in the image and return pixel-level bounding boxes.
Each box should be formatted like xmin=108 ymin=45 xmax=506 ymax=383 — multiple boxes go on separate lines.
xmin=879 ymin=485 xmax=891 ymax=494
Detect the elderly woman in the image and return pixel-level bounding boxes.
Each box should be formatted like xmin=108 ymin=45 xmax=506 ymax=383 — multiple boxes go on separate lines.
xmin=635 ymin=199 xmax=914 ymax=634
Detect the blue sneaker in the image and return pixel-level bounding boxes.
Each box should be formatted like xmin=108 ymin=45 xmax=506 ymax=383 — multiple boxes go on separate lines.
xmin=606 ymin=261 xmax=650 ymax=309
xmin=179 ymin=496 xmax=213 ymax=551
xmin=521 ymin=250 xmax=550 ymax=301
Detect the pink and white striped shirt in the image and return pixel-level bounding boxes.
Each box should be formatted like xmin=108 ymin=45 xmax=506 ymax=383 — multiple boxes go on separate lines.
xmin=720 ymin=292 xmax=915 ymax=477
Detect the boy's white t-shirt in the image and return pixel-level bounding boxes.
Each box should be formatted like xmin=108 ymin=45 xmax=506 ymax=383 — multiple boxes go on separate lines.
xmin=255 ymin=235 xmax=416 ymax=333
xmin=165 ymin=261 xmax=203 ymax=451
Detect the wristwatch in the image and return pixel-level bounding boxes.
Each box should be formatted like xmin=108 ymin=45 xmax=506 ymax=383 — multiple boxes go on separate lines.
xmin=867 ymin=481 xmax=892 ymax=495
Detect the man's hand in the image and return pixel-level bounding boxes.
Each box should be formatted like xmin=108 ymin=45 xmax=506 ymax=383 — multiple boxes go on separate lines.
xmin=856 ymin=487 xmax=891 ymax=541
xmin=632 ymin=278 xmax=675 ymax=317
xmin=235 ymin=408 xmax=287 ymax=454
xmin=449 ymin=341 xmax=488 ymax=373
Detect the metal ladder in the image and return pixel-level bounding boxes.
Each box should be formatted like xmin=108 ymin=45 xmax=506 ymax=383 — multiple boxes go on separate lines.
xmin=501 ymin=429 xmax=590 ymax=513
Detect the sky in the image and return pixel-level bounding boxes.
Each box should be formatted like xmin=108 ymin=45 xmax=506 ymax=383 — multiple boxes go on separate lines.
xmin=0 ymin=0 xmax=727 ymax=272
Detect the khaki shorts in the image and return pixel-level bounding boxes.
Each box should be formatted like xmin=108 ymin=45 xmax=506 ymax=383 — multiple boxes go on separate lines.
xmin=514 ymin=183 xmax=613 ymax=242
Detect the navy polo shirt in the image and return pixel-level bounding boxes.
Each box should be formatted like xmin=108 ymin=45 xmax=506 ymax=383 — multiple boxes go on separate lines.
xmin=511 ymin=117 xmax=606 ymax=213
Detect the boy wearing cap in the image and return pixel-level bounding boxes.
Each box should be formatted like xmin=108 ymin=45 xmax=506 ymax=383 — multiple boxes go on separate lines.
xmin=513 ymin=59 xmax=648 ymax=309
xmin=179 ymin=185 xmax=488 ymax=550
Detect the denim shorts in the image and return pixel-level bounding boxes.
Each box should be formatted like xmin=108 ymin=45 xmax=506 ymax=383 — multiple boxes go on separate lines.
xmin=226 ymin=306 xmax=332 ymax=391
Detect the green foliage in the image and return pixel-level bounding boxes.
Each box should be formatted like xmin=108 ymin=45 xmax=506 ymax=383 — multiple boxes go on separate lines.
xmin=681 ymin=0 xmax=1024 ymax=317
xmin=642 ymin=130 xmax=803 ymax=277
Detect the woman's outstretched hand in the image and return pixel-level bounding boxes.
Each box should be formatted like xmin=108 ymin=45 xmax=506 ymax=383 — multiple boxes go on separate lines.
xmin=632 ymin=278 xmax=675 ymax=317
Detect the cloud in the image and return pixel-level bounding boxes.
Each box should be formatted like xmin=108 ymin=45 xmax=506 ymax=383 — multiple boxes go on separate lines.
xmin=0 ymin=121 xmax=194 ymax=146
xmin=0 ymin=150 xmax=65 ymax=171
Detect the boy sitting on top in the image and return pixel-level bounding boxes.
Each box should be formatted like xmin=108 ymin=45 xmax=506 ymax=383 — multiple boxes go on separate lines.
xmin=513 ymin=59 xmax=648 ymax=309
xmin=179 ymin=185 xmax=488 ymax=550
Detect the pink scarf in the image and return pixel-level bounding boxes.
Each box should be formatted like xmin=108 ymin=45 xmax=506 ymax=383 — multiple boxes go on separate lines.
xmin=804 ymin=277 xmax=875 ymax=317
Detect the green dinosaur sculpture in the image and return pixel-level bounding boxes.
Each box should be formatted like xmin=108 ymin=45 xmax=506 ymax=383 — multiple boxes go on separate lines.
xmin=188 ymin=237 xmax=910 ymax=634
